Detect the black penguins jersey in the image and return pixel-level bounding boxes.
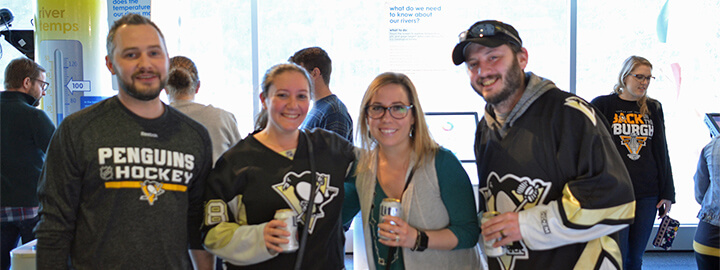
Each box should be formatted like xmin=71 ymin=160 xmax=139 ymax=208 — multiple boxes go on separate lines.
xmin=475 ymin=87 xmax=635 ymax=270
xmin=202 ymin=129 xmax=354 ymax=270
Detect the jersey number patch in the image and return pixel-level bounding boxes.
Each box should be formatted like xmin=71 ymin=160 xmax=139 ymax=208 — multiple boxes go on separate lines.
xmin=205 ymin=200 xmax=228 ymax=226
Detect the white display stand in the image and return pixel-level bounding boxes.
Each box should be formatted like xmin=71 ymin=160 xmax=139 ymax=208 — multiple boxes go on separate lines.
xmin=10 ymin=239 xmax=36 ymax=270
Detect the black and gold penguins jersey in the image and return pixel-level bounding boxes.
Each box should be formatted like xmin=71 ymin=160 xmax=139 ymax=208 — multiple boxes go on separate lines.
xmin=475 ymin=73 xmax=635 ymax=270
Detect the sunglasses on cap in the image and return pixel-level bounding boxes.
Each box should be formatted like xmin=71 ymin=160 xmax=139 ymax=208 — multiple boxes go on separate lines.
xmin=458 ymin=22 xmax=522 ymax=47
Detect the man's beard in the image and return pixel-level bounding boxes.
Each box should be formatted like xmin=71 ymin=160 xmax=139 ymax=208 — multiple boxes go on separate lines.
xmin=472 ymin=58 xmax=524 ymax=106
xmin=118 ymin=71 xmax=165 ymax=101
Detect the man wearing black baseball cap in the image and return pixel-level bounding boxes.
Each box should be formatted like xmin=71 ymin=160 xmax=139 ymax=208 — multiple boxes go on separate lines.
xmin=455 ymin=20 xmax=635 ymax=270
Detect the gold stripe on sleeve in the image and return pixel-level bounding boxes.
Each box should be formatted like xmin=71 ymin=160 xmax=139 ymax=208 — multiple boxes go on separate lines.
xmin=694 ymin=240 xmax=720 ymax=257
xmin=574 ymin=235 xmax=621 ymax=269
xmin=204 ymin=221 xmax=241 ymax=250
xmin=561 ymin=184 xmax=635 ymax=226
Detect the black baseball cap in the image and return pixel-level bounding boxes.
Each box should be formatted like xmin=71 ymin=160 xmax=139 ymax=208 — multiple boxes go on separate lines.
xmin=452 ymin=20 xmax=522 ymax=65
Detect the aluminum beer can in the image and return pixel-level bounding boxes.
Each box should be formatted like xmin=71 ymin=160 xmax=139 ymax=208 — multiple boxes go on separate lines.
xmin=481 ymin=211 xmax=506 ymax=257
xmin=378 ymin=198 xmax=402 ymax=241
xmin=274 ymin=208 xmax=298 ymax=253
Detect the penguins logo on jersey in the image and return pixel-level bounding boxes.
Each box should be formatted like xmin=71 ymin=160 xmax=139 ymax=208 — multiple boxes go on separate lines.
xmin=564 ymin=96 xmax=597 ymax=126
xmin=140 ymin=180 xmax=165 ymax=205
xmin=479 ymin=172 xmax=552 ymax=269
xmin=272 ymin=171 xmax=338 ymax=234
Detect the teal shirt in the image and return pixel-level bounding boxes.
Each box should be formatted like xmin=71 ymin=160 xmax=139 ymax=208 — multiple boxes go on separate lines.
xmin=369 ymin=184 xmax=404 ymax=270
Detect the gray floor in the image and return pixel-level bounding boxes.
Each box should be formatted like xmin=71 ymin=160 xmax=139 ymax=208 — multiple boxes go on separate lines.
xmin=344 ymin=251 xmax=697 ymax=270
xmin=643 ymin=251 xmax=697 ymax=269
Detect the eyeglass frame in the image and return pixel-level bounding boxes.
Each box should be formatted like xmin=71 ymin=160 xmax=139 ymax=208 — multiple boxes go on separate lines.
xmin=628 ymin=73 xmax=655 ymax=82
xmin=459 ymin=22 xmax=522 ymax=46
xmin=365 ymin=104 xmax=414 ymax=119
xmin=34 ymin=79 xmax=50 ymax=91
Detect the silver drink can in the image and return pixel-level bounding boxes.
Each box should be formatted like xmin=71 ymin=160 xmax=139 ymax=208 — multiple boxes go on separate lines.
xmin=481 ymin=211 xmax=506 ymax=257
xmin=274 ymin=208 xmax=298 ymax=253
xmin=378 ymin=198 xmax=402 ymax=241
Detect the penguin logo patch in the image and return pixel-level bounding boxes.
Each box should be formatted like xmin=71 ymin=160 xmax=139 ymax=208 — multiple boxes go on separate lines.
xmin=479 ymin=172 xmax=552 ymax=269
xmin=272 ymin=171 xmax=338 ymax=234
xmin=140 ymin=180 xmax=166 ymax=205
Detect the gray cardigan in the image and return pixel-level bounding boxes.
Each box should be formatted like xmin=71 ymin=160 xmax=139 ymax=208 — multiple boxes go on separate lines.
xmin=351 ymin=149 xmax=482 ymax=270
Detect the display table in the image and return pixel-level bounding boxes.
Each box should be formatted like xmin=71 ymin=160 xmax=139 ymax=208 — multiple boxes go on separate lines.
xmin=10 ymin=239 xmax=36 ymax=270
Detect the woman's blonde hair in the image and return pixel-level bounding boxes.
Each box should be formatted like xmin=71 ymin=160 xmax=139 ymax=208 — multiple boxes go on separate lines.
xmin=356 ymin=72 xmax=438 ymax=174
xmin=613 ymin=55 xmax=653 ymax=116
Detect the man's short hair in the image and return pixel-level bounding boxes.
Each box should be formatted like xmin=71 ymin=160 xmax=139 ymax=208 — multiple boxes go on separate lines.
xmin=106 ymin=13 xmax=165 ymax=60
xmin=289 ymin=47 xmax=332 ymax=86
xmin=4 ymin=57 xmax=45 ymax=90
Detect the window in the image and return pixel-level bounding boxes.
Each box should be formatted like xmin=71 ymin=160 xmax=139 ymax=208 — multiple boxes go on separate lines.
xmin=577 ymin=0 xmax=720 ymax=225
xmin=3 ymin=0 xmax=717 ymax=229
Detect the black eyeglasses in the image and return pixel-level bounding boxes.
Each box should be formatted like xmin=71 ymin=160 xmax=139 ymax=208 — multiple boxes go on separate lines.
xmin=459 ymin=22 xmax=522 ymax=46
xmin=629 ymin=74 xmax=655 ymax=82
xmin=34 ymin=79 xmax=50 ymax=91
xmin=366 ymin=104 xmax=413 ymax=119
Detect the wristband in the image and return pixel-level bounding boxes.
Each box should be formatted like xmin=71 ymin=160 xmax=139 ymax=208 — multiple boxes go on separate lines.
xmin=411 ymin=230 xmax=428 ymax=252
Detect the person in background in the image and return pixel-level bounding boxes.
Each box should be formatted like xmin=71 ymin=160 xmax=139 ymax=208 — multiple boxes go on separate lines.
xmin=453 ymin=20 xmax=635 ymax=269
xmin=289 ymin=47 xmax=353 ymax=142
xmin=342 ymin=72 xmax=481 ymax=269
xmin=0 ymin=57 xmax=55 ymax=270
xmin=591 ymin=55 xmax=675 ymax=270
xmin=165 ymin=55 xmax=241 ymax=269
xmin=166 ymin=55 xmax=241 ymax=164
xmin=201 ymin=63 xmax=354 ymax=269
xmin=34 ymin=13 xmax=213 ymax=269
xmin=693 ymin=135 xmax=720 ymax=270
